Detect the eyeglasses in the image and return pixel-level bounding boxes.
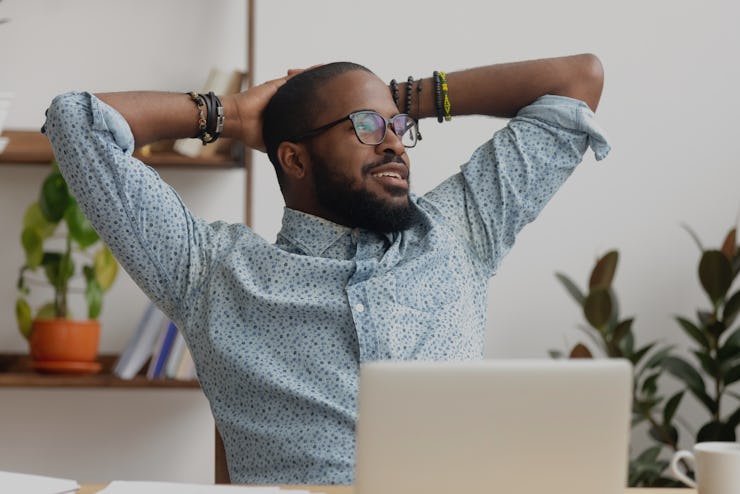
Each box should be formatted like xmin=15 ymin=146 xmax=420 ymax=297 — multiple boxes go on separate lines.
xmin=291 ymin=110 xmax=419 ymax=148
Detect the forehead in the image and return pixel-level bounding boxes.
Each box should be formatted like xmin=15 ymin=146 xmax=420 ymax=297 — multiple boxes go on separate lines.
xmin=317 ymin=70 xmax=396 ymax=119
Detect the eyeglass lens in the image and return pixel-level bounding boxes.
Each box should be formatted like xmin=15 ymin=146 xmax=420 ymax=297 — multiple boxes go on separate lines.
xmin=350 ymin=112 xmax=417 ymax=148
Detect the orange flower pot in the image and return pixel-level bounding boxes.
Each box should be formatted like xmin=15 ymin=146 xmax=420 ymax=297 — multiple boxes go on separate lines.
xmin=29 ymin=318 xmax=101 ymax=362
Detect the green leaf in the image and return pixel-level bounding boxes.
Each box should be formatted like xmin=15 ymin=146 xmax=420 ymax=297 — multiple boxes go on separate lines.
xmin=631 ymin=342 xmax=656 ymax=366
xmin=699 ymin=250 xmax=733 ymax=305
xmin=723 ymin=289 xmax=740 ymax=328
xmin=42 ymin=252 xmax=74 ymax=288
xmin=93 ymin=245 xmax=118 ymax=291
xmin=675 ymin=316 xmax=710 ymax=349
xmin=64 ymin=198 xmax=99 ymax=248
xmin=23 ymin=202 xmax=57 ymax=238
xmin=682 ymin=223 xmax=704 ymax=252
xmin=38 ymin=171 xmax=70 ymax=222
xmin=720 ymin=227 xmax=737 ymax=261
xmin=649 ymin=423 xmax=678 ymax=446
xmin=548 ymin=350 xmax=563 ymax=359
xmin=15 ymin=298 xmax=32 ymax=340
xmin=584 ymin=288 xmax=612 ymax=330
xmin=662 ymin=356 xmax=716 ymax=413
xmin=641 ymin=372 xmax=660 ymax=396
xmin=85 ymin=277 xmax=103 ymax=319
xmin=555 ymin=272 xmax=585 ymax=305
xmin=692 ymin=350 xmax=718 ymax=376
xmin=589 ymin=250 xmax=619 ymax=290
xmin=663 ymin=391 xmax=684 ymax=424
xmin=569 ymin=343 xmax=593 ymax=359
xmin=611 ymin=318 xmax=633 ymax=347
xmin=697 ymin=421 xmax=735 ymax=442
xmin=725 ymin=363 xmax=740 ymax=386
xmin=643 ymin=345 xmax=673 ymax=370
xmin=35 ymin=302 xmax=57 ymax=320
xmin=20 ymin=227 xmax=44 ymax=269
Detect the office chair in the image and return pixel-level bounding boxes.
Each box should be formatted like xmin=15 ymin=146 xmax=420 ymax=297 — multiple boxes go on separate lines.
xmin=215 ymin=426 xmax=231 ymax=484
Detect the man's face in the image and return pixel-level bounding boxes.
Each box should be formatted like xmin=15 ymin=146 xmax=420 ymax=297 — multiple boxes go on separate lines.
xmin=300 ymin=70 xmax=416 ymax=232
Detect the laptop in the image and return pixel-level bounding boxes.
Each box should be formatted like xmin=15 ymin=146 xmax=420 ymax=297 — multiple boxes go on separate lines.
xmin=354 ymin=359 xmax=632 ymax=494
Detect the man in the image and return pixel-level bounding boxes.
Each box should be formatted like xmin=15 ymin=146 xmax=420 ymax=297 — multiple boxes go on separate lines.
xmin=42 ymin=53 xmax=609 ymax=484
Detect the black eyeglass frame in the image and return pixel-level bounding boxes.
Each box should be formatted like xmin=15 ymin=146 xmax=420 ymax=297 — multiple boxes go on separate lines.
xmin=290 ymin=109 xmax=419 ymax=148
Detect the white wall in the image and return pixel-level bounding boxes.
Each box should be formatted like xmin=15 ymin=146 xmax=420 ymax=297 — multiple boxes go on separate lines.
xmin=1 ymin=0 xmax=739 ymax=483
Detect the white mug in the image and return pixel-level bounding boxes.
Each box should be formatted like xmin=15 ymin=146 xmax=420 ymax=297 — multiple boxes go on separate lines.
xmin=670 ymin=441 xmax=740 ymax=494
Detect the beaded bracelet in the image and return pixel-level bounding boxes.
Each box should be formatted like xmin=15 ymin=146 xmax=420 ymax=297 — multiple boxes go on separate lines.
xmin=415 ymin=79 xmax=423 ymax=141
xmin=405 ymin=76 xmax=414 ymax=115
xmin=439 ymin=71 xmax=452 ymax=122
xmin=390 ymin=79 xmax=399 ymax=109
xmin=187 ymin=92 xmax=209 ymax=145
xmin=187 ymin=91 xmax=224 ymax=145
xmin=433 ymin=71 xmax=443 ymax=123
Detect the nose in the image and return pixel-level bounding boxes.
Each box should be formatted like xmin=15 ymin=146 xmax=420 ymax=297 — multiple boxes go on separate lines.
xmin=377 ymin=122 xmax=406 ymax=155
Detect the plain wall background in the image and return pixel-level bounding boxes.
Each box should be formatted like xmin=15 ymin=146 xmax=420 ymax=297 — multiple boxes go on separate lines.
xmin=0 ymin=0 xmax=738 ymax=483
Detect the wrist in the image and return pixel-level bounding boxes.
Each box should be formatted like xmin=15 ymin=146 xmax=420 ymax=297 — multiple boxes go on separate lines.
xmin=219 ymin=94 xmax=242 ymax=140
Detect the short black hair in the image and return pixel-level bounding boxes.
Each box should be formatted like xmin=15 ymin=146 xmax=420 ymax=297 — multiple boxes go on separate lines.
xmin=262 ymin=62 xmax=373 ymax=187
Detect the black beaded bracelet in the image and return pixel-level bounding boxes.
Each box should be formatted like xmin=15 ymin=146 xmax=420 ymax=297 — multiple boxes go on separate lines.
xmin=433 ymin=71 xmax=444 ymax=123
xmin=390 ymin=79 xmax=399 ymax=109
xmin=405 ymin=76 xmax=414 ymax=115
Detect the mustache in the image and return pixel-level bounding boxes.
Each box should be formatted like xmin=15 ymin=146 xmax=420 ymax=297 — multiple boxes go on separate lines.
xmin=362 ymin=155 xmax=408 ymax=174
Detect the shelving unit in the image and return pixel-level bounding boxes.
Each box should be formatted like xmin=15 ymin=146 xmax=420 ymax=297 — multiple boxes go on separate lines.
xmin=0 ymin=0 xmax=255 ymax=389
xmin=0 ymin=353 xmax=199 ymax=388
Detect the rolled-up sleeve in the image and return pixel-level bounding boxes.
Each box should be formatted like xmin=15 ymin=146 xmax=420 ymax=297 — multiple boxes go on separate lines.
xmin=42 ymin=92 xmax=216 ymax=321
xmin=420 ymin=94 xmax=611 ymax=276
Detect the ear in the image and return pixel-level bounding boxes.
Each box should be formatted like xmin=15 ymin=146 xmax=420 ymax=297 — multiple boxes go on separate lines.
xmin=277 ymin=142 xmax=310 ymax=180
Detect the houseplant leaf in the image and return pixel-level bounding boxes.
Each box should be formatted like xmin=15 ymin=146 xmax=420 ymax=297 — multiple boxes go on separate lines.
xmin=15 ymin=298 xmax=32 ymax=339
xmin=723 ymin=289 xmax=740 ymax=327
xmin=20 ymin=227 xmax=43 ymax=269
xmin=555 ymin=272 xmax=585 ymax=305
xmin=93 ymin=245 xmax=118 ymax=291
xmin=65 ymin=198 xmax=99 ymax=248
xmin=568 ymin=343 xmax=592 ymax=358
xmin=699 ymin=250 xmax=732 ymax=305
xmin=720 ymin=227 xmax=737 ymax=261
xmin=589 ymin=250 xmax=619 ymax=290
xmin=35 ymin=302 xmax=57 ymax=320
xmin=38 ymin=170 xmax=70 ymax=222
xmin=675 ymin=316 xmax=710 ymax=349
xmin=584 ymin=288 xmax=612 ymax=330
xmin=85 ymin=277 xmax=103 ymax=319
xmin=42 ymin=252 xmax=75 ymax=287
xmin=23 ymin=202 xmax=56 ymax=238
xmin=662 ymin=391 xmax=684 ymax=424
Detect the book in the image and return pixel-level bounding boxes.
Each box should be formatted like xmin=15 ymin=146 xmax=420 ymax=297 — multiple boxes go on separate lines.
xmin=113 ymin=302 xmax=169 ymax=379
xmin=146 ymin=320 xmax=179 ymax=379
xmin=173 ymin=67 xmax=245 ymax=159
xmin=174 ymin=344 xmax=197 ymax=381
xmin=164 ymin=330 xmax=187 ymax=378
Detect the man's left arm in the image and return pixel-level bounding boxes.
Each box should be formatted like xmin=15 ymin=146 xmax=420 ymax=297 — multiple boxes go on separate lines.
xmin=410 ymin=54 xmax=610 ymax=274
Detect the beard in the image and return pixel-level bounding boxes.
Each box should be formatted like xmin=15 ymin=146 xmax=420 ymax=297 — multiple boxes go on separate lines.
xmin=312 ymin=154 xmax=418 ymax=233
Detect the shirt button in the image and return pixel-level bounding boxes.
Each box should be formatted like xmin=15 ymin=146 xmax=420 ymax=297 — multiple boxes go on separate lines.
xmin=355 ymin=303 xmax=365 ymax=313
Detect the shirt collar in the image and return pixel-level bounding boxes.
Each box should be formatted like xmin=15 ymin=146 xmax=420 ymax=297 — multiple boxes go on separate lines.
xmin=277 ymin=208 xmax=395 ymax=260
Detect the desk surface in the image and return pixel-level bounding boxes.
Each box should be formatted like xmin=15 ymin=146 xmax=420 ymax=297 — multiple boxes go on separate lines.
xmin=79 ymin=486 xmax=694 ymax=494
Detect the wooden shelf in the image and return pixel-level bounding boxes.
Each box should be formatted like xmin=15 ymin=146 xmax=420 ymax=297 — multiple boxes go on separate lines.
xmin=0 ymin=129 xmax=244 ymax=169
xmin=0 ymin=353 xmax=200 ymax=389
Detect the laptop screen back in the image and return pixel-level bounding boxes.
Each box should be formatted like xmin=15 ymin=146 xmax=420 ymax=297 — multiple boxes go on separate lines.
xmin=354 ymin=359 xmax=632 ymax=494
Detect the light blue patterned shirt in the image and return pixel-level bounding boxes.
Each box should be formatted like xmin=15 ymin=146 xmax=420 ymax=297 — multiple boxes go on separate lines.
xmin=43 ymin=92 xmax=609 ymax=484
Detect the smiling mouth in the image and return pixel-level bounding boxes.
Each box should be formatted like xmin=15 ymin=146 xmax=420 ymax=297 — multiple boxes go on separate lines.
xmin=371 ymin=171 xmax=404 ymax=180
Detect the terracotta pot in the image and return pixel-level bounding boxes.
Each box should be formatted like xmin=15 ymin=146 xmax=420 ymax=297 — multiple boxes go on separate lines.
xmin=29 ymin=318 xmax=100 ymax=362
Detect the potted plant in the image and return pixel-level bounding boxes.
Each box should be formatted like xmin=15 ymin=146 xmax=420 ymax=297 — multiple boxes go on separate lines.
xmin=15 ymin=162 xmax=118 ymax=373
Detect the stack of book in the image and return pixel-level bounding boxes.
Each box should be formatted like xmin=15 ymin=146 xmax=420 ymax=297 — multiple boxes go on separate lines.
xmin=113 ymin=303 xmax=197 ymax=381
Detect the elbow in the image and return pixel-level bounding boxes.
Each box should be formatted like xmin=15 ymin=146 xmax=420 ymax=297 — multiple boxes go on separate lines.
xmin=574 ymin=53 xmax=604 ymax=112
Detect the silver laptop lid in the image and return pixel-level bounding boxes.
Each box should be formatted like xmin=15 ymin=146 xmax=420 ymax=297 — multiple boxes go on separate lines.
xmin=355 ymin=359 xmax=632 ymax=494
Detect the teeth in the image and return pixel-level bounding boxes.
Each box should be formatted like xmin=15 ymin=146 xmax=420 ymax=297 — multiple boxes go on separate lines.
xmin=372 ymin=172 xmax=402 ymax=179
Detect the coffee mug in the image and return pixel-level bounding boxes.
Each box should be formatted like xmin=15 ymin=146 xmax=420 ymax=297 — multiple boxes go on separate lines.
xmin=670 ymin=441 xmax=740 ymax=494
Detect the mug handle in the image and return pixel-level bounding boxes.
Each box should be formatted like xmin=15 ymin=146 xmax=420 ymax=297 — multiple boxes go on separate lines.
xmin=670 ymin=450 xmax=697 ymax=488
